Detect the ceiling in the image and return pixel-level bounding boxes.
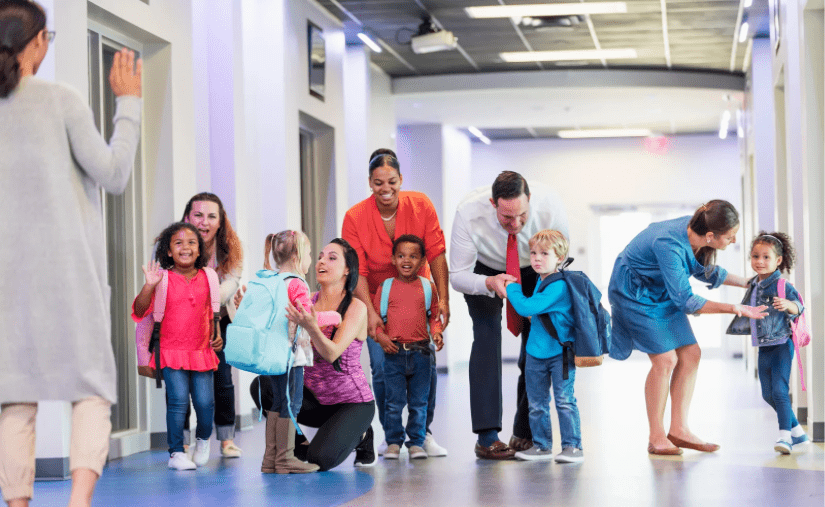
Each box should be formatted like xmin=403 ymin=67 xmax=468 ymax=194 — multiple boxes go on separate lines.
xmin=318 ymin=0 xmax=769 ymax=77
xmin=316 ymin=0 xmax=769 ymax=139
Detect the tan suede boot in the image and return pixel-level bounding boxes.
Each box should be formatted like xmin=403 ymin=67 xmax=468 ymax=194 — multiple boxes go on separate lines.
xmin=274 ymin=417 xmax=319 ymax=474
xmin=261 ymin=411 xmax=279 ymax=473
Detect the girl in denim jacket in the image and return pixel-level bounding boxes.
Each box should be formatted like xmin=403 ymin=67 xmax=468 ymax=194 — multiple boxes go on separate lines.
xmin=728 ymin=232 xmax=809 ymax=453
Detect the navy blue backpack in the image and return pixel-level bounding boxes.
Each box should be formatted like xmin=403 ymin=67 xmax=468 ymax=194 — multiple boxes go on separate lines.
xmin=536 ymin=258 xmax=612 ymax=379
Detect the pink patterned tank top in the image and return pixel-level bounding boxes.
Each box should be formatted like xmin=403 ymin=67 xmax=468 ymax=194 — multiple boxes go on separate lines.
xmin=303 ymin=300 xmax=374 ymax=405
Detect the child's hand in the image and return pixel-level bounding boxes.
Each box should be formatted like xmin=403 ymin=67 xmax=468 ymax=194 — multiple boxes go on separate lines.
xmin=433 ymin=332 xmax=444 ymax=351
xmin=142 ymin=260 xmax=163 ymax=287
xmin=211 ymin=330 xmax=223 ymax=351
xmin=772 ymin=297 xmax=799 ymax=314
xmin=375 ymin=329 xmax=398 ymax=354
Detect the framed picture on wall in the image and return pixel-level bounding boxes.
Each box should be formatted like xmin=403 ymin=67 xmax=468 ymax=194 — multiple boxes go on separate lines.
xmin=308 ymin=22 xmax=325 ymax=101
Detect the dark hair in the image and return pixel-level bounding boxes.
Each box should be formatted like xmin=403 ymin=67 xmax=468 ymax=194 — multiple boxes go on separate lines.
xmin=368 ymin=148 xmax=401 ymax=178
xmin=0 ymin=0 xmax=46 ymax=98
xmin=751 ymin=230 xmax=795 ymax=273
xmin=492 ymin=171 xmax=530 ymax=204
xmin=688 ymin=199 xmax=739 ymax=267
xmin=392 ymin=234 xmax=425 ymax=257
xmin=329 ymin=238 xmax=359 ymax=317
xmin=181 ymin=192 xmax=243 ymax=276
xmin=155 ymin=222 xmax=208 ymax=270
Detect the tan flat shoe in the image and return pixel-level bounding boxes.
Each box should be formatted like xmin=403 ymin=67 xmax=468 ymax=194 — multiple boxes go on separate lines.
xmin=667 ymin=433 xmax=720 ymax=453
xmin=648 ymin=443 xmax=683 ymax=455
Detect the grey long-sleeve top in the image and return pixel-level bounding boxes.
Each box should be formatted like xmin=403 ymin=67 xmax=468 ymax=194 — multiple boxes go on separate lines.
xmin=0 ymin=76 xmax=141 ymax=404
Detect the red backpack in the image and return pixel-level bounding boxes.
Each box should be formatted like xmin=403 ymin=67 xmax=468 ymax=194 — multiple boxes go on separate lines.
xmin=135 ymin=268 xmax=221 ymax=387
xmin=779 ymin=278 xmax=811 ymax=391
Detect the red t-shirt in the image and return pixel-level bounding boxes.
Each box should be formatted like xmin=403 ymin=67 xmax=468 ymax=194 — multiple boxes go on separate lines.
xmin=342 ymin=191 xmax=446 ymax=300
xmin=373 ymin=277 xmax=442 ymax=344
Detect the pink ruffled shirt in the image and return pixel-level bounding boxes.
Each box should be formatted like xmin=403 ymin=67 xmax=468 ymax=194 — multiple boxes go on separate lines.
xmin=131 ymin=270 xmax=219 ymax=372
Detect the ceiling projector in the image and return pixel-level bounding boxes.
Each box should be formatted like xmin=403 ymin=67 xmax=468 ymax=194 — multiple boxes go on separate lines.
xmin=410 ymin=22 xmax=457 ymax=54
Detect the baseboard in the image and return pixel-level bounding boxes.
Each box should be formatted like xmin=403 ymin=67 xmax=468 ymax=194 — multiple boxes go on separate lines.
xmin=34 ymin=457 xmax=70 ymax=481
xmin=797 ymin=407 xmax=808 ymax=423
xmin=813 ymin=422 xmax=824 ymax=443
xmin=150 ymin=431 xmax=167 ymax=450
xmin=436 ymin=366 xmax=449 ymax=374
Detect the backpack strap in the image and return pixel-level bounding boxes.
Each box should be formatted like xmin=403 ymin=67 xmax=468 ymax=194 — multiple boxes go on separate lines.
xmin=380 ymin=278 xmax=394 ymax=323
xmin=419 ymin=276 xmax=432 ymax=317
xmin=149 ymin=270 xmax=169 ymax=388
xmin=536 ymin=271 xmax=574 ymax=380
xmin=778 ymin=277 xmax=786 ymax=299
xmin=204 ymin=267 xmax=222 ymax=346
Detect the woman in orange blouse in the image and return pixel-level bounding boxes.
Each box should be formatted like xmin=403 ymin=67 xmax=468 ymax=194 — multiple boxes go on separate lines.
xmin=341 ymin=149 xmax=450 ymax=459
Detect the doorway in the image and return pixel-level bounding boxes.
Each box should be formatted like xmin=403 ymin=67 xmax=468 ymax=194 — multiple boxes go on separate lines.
xmin=88 ymin=27 xmax=144 ymax=433
xmin=299 ymin=113 xmax=336 ymax=290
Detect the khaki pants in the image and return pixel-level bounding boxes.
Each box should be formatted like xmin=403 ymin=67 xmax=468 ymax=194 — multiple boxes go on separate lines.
xmin=0 ymin=397 xmax=111 ymax=502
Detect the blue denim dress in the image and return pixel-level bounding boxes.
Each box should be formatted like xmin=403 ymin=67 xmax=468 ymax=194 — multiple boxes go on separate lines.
xmin=608 ymin=216 xmax=727 ymax=360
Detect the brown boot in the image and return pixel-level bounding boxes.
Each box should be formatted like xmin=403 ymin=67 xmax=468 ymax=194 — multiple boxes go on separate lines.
xmin=261 ymin=411 xmax=279 ymax=473
xmin=274 ymin=416 xmax=319 ymax=474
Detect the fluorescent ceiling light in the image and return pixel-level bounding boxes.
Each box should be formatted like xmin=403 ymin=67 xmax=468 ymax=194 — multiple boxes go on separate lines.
xmin=357 ymin=32 xmax=382 ymax=53
xmin=466 ymin=2 xmax=627 ymax=18
xmin=744 ymin=0 xmax=753 ymax=7
xmin=719 ymin=110 xmax=731 ymax=139
xmin=468 ymin=126 xmax=491 ymax=145
xmin=501 ymin=48 xmax=637 ymax=62
xmin=738 ymin=22 xmax=749 ymax=43
xmin=558 ymin=128 xmax=652 ymax=138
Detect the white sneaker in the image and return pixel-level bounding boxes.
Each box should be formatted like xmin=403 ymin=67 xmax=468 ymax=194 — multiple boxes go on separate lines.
xmin=168 ymin=452 xmax=196 ymax=470
xmin=423 ymin=432 xmax=448 ymax=457
xmin=193 ymin=438 xmax=210 ymax=466
xmin=377 ymin=440 xmax=388 ymax=456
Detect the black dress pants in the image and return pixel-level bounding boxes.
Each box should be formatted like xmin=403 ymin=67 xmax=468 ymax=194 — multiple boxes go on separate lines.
xmin=464 ymin=261 xmax=537 ymax=439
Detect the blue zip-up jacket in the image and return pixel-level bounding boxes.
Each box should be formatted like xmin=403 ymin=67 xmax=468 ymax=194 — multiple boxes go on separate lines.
xmin=506 ymin=279 xmax=574 ymax=359
xmin=726 ymin=270 xmax=804 ymax=346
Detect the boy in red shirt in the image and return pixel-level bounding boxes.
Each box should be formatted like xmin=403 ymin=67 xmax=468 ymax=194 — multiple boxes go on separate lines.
xmin=374 ymin=235 xmax=443 ymax=459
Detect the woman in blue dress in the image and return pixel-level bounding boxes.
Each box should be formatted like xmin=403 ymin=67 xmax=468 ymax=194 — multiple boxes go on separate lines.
xmin=608 ymin=200 xmax=768 ymax=455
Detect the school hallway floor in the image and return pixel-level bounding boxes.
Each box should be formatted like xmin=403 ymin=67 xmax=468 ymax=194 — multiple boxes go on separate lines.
xmin=34 ymin=355 xmax=823 ymax=506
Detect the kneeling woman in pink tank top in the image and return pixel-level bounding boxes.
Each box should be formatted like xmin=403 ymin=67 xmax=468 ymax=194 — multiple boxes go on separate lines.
xmin=285 ymin=238 xmax=374 ymax=471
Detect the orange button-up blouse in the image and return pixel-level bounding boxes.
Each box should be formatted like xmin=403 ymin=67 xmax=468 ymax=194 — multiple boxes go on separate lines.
xmin=342 ymin=191 xmax=446 ymax=300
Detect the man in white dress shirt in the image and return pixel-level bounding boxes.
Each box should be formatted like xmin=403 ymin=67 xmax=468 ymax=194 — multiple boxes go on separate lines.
xmin=450 ymin=171 xmax=569 ymax=459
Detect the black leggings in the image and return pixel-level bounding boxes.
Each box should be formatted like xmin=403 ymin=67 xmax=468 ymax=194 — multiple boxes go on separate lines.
xmin=297 ymin=388 xmax=375 ymax=471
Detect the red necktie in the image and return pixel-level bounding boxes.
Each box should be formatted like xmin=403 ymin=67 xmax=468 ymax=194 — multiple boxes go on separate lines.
xmin=506 ymin=234 xmax=523 ymax=336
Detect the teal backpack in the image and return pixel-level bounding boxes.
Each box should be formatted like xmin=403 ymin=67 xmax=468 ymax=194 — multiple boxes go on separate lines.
xmin=225 ymin=270 xmax=302 ymax=429
xmin=379 ymin=276 xmax=433 ymax=332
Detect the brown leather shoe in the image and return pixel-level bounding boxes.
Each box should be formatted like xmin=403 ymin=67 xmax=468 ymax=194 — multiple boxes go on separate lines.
xmin=508 ymin=436 xmax=534 ymax=452
xmin=667 ymin=434 xmax=720 ymax=453
xmin=648 ymin=443 xmax=683 ymax=456
xmin=475 ymin=441 xmax=516 ymax=460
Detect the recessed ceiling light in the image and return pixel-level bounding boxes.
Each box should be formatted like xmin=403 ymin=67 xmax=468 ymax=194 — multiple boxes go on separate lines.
xmin=558 ymin=128 xmax=653 ymax=138
xmin=500 ymin=48 xmax=637 ymax=62
xmin=468 ymin=126 xmax=492 ymax=144
xmin=466 ymin=2 xmax=627 ymax=18
xmin=738 ymin=22 xmax=749 ymax=43
xmin=357 ymin=32 xmax=382 ymax=53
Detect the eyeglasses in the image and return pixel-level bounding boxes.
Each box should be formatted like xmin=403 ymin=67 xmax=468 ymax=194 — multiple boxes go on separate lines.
xmin=45 ymin=30 xmax=55 ymax=43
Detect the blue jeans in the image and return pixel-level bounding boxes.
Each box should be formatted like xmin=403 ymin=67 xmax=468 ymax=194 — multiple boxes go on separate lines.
xmin=265 ymin=367 xmax=304 ymax=419
xmin=525 ymin=353 xmax=581 ymax=451
xmin=383 ymin=347 xmax=432 ymax=447
xmin=758 ymin=339 xmax=799 ymax=431
xmin=367 ymin=337 xmax=439 ymax=436
xmin=164 ymin=368 xmax=214 ymax=454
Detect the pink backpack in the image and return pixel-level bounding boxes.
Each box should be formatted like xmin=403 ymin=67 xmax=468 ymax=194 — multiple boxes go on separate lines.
xmin=135 ymin=268 xmax=221 ymax=387
xmin=778 ymin=278 xmax=811 ymax=391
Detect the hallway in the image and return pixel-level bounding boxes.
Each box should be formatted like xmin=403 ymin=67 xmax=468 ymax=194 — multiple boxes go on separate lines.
xmin=33 ymin=355 xmax=823 ymax=506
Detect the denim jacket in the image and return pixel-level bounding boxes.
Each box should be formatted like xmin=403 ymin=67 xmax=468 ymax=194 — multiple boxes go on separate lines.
xmin=726 ymin=270 xmax=804 ymax=347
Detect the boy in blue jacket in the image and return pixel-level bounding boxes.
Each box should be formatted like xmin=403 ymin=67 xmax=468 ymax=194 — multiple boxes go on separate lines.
xmin=505 ymin=230 xmax=583 ymax=463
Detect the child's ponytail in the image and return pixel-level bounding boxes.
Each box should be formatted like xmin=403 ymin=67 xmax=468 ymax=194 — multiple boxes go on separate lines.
xmin=264 ymin=230 xmax=308 ymax=271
